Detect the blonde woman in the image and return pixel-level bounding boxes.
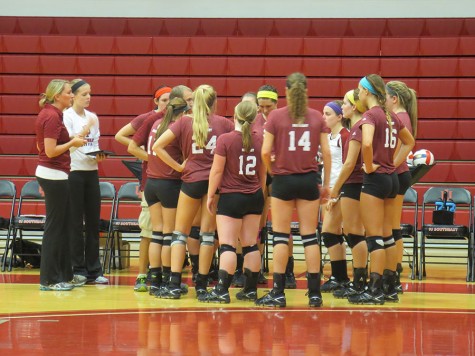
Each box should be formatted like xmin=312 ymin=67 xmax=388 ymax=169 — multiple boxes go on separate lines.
xmin=154 ymin=85 xmax=234 ymax=299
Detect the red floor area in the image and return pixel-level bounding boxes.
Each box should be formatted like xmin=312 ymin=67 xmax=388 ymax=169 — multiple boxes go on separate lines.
xmin=1 ymin=309 xmax=474 ymax=355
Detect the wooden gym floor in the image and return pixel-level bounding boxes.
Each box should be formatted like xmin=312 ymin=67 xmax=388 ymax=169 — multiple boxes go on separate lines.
xmin=0 ymin=261 xmax=474 ymax=355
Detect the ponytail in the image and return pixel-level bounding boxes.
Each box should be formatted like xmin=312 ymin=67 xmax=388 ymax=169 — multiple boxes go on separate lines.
xmin=365 ymin=74 xmax=393 ymax=141
xmin=286 ymin=72 xmax=308 ymax=124
xmin=192 ymin=85 xmax=216 ymax=148
xmin=155 ymin=97 xmax=188 ymax=140
xmin=234 ymin=101 xmax=258 ymax=153
xmin=39 ymin=79 xmax=69 ymax=108
xmin=386 ymin=81 xmax=418 ymax=138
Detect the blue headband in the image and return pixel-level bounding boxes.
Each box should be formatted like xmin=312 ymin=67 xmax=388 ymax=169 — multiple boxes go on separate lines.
xmin=359 ymin=77 xmax=378 ymax=96
xmin=325 ymin=101 xmax=343 ymax=117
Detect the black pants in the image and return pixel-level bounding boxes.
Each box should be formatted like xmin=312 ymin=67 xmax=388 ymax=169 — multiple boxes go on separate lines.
xmin=68 ymin=170 xmax=103 ymax=279
xmin=36 ymin=177 xmax=73 ymax=285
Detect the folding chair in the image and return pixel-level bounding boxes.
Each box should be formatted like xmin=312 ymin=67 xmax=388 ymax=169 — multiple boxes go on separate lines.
xmin=6 ymin=180 xmax=46 ymax=271
xmin=0 ymin=180 xmax=16 ymax=272
xmin=103 ymin=182 xmax=141 ymax=273
xmin=419 ymin=187 xmax=473 ymax=281
xmin=98 ymin=181 xmax=116 ymax=234
xmin=400 ymin=187 xmax=419 ymax=280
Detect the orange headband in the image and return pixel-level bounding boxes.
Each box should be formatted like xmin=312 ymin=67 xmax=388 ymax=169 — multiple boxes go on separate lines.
xmin=154 ymin=87 xmax=172 ymax=99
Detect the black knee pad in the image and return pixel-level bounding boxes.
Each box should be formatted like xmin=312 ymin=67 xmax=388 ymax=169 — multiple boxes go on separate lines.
xmin=392 ymin=229 xmax=403 ymax=242
xmin=345 ymin=233 xmax=366 ymax=249
xmin=189 ymin=226 xmax=200 ymax=240
xmin=383 ymin=236 xmax=395 ymax=249
xmin=200 ymin=232 xmax=215 ymax=246
xmin=162 ymin=234 xmax=172 ymax=247
xmin=273 ymin=232 xmax=290 ymax=246
xmin=219 ymin=244 xmax=236 ymax=254
xmin=366 ymin=236 xmax=384 ymax=253
xmin=171 ymin=231 xmax=187 ymax=246
xmin=151 ymin=231 xmax=163 ymax=245
xmin=301 ymin=233 xmax=319 ymax=248
xmin=242 ymin=244 xmax=259 ymax=257
xmin=322 ymin=232 xmax=344 ymax=248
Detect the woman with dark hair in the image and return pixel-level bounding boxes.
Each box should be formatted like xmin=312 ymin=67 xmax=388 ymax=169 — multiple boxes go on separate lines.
xmin=348 ymin=74 xmax=414 ymax=305
xmin=35 ymin=79 xmax=87 ymax=291
xmin=386 ymin=80 xmax=418 ymax=293
xmin=256 ymin=73 xmax=331 ymax=307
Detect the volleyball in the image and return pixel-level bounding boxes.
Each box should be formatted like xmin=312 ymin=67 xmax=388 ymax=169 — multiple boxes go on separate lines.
xmin=406 ymin=151 xmax=414 ymax=166
xmin=413 ymin=149 xmax=435 ymax=166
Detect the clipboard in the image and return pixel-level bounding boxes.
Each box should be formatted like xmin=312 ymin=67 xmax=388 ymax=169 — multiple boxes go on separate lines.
xmin=85 ymin=150 xmax=115 ymax=156
xmin=409 ymin=163 xmax=436 ymax=185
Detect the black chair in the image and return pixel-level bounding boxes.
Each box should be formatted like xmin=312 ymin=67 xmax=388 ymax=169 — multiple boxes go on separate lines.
xmin=400 ymin=187 xmax=419 ymax=280
xmin=98 ymin=181 xmax=116 ymax=234
xmin=103 ymin=182 xmax=141 ymax=273
xmin=0 ymin=180 xmax=16 ymax=272
xmin=419 ymin=187 xmax=473 ymax=282
xmin=6 ymin=180 xmax=46 ymax=271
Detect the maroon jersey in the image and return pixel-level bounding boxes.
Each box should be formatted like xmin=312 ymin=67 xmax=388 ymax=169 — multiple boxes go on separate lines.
xmin=343 ymin=120 xmax=364 ymax=184
xmin=35 ymin=104 xmax=71 ymax=174
xmin=264 ymin=106 xmax=326 ymax=175
xmin=360 ymin=106 xmax=405 ymax=174
xmin=146 ymin=118 xmax=182 ymax=180
xmin=170 ymin=114 xmax=234 ymax=183
xmin=132 ymin=111 xmax=165 ymax=147
xmin=395 ymin=111 xmax=412 ymax=175
xmin=130 ymin=110 xmax=155 ymax=131
xmin=251 ymin=113 xmax=266 ymax=137
xmin=215 ymin=130 xmax=263 ymax=194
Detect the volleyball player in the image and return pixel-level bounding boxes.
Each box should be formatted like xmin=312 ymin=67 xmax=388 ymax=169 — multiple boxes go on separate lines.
xmin=255 ymin=73 xmax=331 ymax=307
xmin=154 ymin=85 xmax=234 ymax=299
xmin=199 ymin=101 xmax=266 ymax=303
xmin=320 ymin=100 xmax=350 ymax=293
xmin=386 ymin=81 xmax=418 ymax=293
xmin=348 ymin=75 xmax=414 ymax=305
xmin=115 ymin=85 xmax=172 ymax=292
xmin=327 ymin=90 xmax=369 ymax=299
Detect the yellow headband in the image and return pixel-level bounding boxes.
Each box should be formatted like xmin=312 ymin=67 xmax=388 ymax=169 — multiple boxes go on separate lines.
xmin=345 ymin=90 xmax=366 ymax=113
xmin=257 ymin=90 xmax=278 ymax=101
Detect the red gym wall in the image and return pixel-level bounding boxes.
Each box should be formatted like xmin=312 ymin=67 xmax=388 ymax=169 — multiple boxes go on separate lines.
xmin=0 ymin=17 xmax=474 ymax=220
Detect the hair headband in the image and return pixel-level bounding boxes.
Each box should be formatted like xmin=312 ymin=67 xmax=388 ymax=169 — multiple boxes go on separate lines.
xmin=345 ymin=90 xmax=366 ymax=113
xmin=359 ymin=77 xmax=378 ymax=96
xmin=257 ymin=90 xmax=278 ymax=101
xmin=71 ymin=80 xmax=88 ymax=94
xmin=154 ymin=86 xmax=172 ymax=99
xmin=325 ymin=101 xmax=343 ymax=116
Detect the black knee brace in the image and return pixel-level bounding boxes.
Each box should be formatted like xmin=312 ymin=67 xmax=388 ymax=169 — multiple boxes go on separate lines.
xmin=383 ymin=236 xmax=396 ymax=249
xmin=162 ymin=233 xmax=172 ymax=247
xmin=273 ymin=232 xmax=290 ymax=246
xmin=392 ymin=229 xmax=403 ymax=242
xmin=242 ymin=244 xmax=259 ymax=257
xmin=322 ymin=232 xmax=344 ymax=248
xmin=366 ymin=236 xmax=384 ymax=253
xmin=220 ymin=244 xmax=236 ymax=254
xmin=301 ymin=233 xmax=320 ymax=248
xmin=345 ymin=233 xmax=366 ymax=249
xmin=151 ymin=231 xmax=163 ymax=245
xmin=189 ymin=226 xmax=200 ymax=240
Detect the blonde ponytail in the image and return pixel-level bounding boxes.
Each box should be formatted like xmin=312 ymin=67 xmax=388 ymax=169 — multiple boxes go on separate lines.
xmin=234 ymin=101 xmax=257 ymax=153
xmin=192 ymin=85 xmax=216 ymax=148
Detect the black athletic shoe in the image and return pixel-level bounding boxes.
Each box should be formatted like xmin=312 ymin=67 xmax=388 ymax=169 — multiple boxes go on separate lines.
xmin=257 ymin=271 xmax=268 ymax=285
xmin=195 ymin=287 xmax=207 ymax=299
xmin=159 ymin=285 xmax=182 ymax=299
xmin=236 ymin=289 xmax=257 ymax=301
xmin=307 ymin=292 xmax=323 ymax=307
xmin=255 ymin=290 xmax=286 ymax=307
xmin=180 ymin=283 xmax=189 ymax=295
xmin=384 ymin=291 xmax=399 ymax=303
xmin=395 ymin=282 xmax=404 ymax=294
xmin=149 ymin=283 xmax=161 ymax=296
xmin=231 ymin=270 xmax=245 ymax=288
xmin=198 ymin=287 xmax=230 ymax=304
xmin=285 ymin=273 xmax=297 ymax=289
xmin=333 ymin=282 xmax=362 ymax=299
xmin=348 ymin=288 xmax=385 ymax=305
xmin=321 ymin=276 xmax=349 ymax=293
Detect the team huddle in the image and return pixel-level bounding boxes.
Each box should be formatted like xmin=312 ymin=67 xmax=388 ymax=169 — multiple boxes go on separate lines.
xmin=115 ymin=71 xmax=416 ymax=307
xmin=36 ymin=71 xmax=416 ymax=307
